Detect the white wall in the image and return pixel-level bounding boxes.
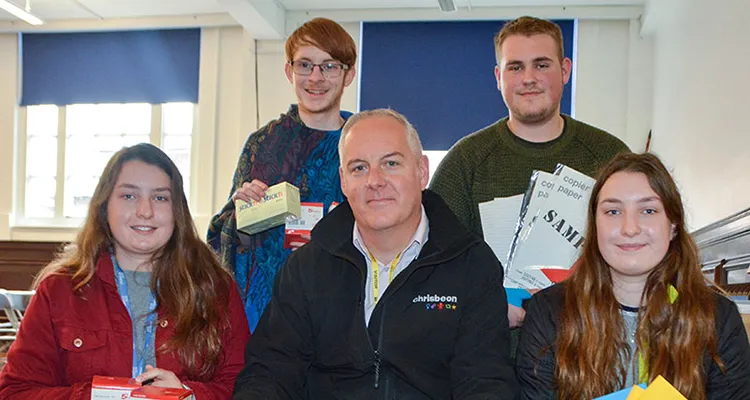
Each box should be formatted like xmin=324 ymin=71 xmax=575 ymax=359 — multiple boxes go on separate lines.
xmin=646 ymin=0 xmax=750 ymax=230
xmin=0 ymin=18 xmax=652 ymax=241
xmin=0 ymin=34 xmax=17 ymax=241
xmin=195 ymin=26 xmax=258 ymax=235
xmin=574 ymin=19 xmax=654 ymax=151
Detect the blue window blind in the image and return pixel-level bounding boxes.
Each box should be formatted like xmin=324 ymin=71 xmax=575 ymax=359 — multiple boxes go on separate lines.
xmin=21 ymin=29 xmax=201 ymax=106
xmin=360 ymin=20 xmax=574 ymax=150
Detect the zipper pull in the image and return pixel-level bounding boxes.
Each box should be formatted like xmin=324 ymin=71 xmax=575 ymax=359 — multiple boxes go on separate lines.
xmin=373 ymin=350 xmax=381 ymax=389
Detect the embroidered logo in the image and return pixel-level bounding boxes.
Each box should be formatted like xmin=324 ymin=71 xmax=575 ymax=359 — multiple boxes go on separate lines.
xmin=412 ymin=294 xmax=458 ymax=311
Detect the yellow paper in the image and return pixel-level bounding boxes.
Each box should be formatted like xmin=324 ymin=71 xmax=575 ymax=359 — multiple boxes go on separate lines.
xmin=639 ymin=375 xmax=687 ymax=400
xmin=625 ymin=385 xmax=645 ymax=400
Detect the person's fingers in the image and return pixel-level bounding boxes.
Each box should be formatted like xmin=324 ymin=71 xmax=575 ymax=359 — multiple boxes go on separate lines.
xmin=289 ymin=241 xmax=307 ymax=251
xmin=231 ymin=189 xmax=250 ymax=203
xmin=249 ymin=179 xmax=268 ymax=191
xmin=245 ymin=184 xmax=266 ymax=202
xmin=134 ymin=365 xmax=160 ymax=384
xmin=134 ymin=365 xmax=182 ymax=388
xmin=508 ymin=304 xmax=526 ymax=328
xmin=232 ymin=180 xmax=269 ymax=202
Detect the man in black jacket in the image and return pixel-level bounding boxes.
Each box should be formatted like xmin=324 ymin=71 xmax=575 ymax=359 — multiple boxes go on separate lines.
xmin=233 ymin=109 xmax=517 ymax=399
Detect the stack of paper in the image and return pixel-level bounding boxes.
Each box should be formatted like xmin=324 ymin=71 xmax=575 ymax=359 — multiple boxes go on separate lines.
xmin=478 ymin=194 xmax=523 ymax=269
xmin=593 ymin=383 xmax=645 ymax=400
xmin=594 ymin=376 xmax=687 ymax=400
xmin=504 ymin=165 xmax=595 ymax=289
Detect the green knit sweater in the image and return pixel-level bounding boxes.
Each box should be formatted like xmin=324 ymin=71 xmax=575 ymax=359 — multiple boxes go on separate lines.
xmin=430 ymin=115 xmax=630 ymax=237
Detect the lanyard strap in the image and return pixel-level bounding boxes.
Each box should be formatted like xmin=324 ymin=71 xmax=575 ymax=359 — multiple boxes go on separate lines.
xmin=637 ymin=284 xmax=679 ymax=383
xmin=111 ymin=255 xmax=158 ymax=378
xmin=369 ymin=251 xmax=402 ymax=305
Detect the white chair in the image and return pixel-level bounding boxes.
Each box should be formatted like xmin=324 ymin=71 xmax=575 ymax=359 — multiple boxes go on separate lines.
xmin=0 ymin=289 xmax=34 ymax=334
xmin=0 ymin=292 xmax=16 ymax=342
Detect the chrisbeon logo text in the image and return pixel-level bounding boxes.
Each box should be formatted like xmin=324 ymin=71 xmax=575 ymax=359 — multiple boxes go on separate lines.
xmin=412 ymin=294 xmax=458 ymax=311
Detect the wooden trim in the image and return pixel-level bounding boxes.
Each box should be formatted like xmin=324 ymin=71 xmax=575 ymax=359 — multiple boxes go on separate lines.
xmin=0 ymin=241 xmax=66 ymax=290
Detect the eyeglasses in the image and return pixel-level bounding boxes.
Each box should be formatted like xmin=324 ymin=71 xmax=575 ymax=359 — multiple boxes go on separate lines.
xmin=289 ymin=60 xmax=350 ymax=78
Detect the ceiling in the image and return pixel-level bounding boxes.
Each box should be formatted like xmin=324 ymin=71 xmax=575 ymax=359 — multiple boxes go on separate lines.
xmin=282 ymin=0 xmax=645 ymax=8
xmin=0 ymin=0 xmax=648 ymax=38
xmin=0 ymin=0 xmax=224 ymax=20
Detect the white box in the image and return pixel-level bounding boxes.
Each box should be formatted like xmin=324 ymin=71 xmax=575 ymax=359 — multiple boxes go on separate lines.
xmin=284 ymin=202 xmax=324 ymax=248
xmin=91 ymin=376 xmax=139 ymax=399
xmin=91 ymin=376 xmax=193 ymax=400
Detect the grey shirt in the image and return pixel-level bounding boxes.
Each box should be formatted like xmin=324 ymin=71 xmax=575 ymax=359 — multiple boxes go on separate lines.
xmin=123 ymin=270 xmax=157 ymax=370
xmin=621 ymin=306 xmax=640 ymax=388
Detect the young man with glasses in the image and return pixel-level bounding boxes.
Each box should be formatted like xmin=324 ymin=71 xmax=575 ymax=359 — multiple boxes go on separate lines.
xmin=207 ymin=17 xmax=356 ymax=333
xmin=430 ymin=16 xmax=629 ymax=331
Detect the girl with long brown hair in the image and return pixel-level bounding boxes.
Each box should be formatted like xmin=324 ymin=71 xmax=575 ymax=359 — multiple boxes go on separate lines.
xmin=0 ymin=143 xmax=250 ymax=398
xmin=516 ymin=152 xmax=750 ymax=399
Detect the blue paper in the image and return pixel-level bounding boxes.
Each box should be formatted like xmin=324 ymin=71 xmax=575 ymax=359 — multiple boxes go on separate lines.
xmin=594 ymin=384 xmax=647 ymax=400
xmin=505 ymin=287 xmax=532 ymax=308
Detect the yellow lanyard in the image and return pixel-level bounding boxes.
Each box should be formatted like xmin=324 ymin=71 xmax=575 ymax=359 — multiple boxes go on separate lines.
xmin=637 ymin=284 xmax=679 ymax=383
xmin=369 ymin=251 xmax=402 ymax=305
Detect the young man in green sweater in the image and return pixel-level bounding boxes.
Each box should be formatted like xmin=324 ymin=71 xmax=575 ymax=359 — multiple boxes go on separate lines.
xmin=430 ymin=16 xmax=629 ymax=329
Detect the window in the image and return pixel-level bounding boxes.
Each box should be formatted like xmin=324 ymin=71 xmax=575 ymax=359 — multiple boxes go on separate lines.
xmin=18 ymin=102 xmax=195 ymax=225
xmin=424 ymin=150 xmax=447 ymax=185
xmin=24 ymin=105 xmax=59 ymax=219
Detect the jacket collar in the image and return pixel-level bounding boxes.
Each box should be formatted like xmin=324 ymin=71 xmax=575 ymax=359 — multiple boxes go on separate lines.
xmin=93 ymin=250 xmax=117 ymax=288
xmin=312 ymin=189 xmax=479 ymax=262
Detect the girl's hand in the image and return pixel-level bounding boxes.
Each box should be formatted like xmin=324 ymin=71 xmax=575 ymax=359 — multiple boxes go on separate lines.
xmin=135 ymin=365 xmax=183 ymax=388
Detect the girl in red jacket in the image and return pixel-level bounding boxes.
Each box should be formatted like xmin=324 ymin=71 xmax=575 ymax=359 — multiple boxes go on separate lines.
xmin=0 ymin=143 xmax=250 ymax=399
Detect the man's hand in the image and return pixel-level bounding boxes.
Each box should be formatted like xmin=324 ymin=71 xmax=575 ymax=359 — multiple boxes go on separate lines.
xmin=232 ymin=179 xmax=269 ymax=203
xmin=508 ymin=304 xmax=526 ymax=328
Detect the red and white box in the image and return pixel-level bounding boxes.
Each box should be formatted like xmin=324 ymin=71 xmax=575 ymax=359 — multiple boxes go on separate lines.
xmin=91 ymin=376 xmax=193 ymax=400
xmin=130 ymin=386 xmax=193 ymax=399
xmin=91 ymin=376 xmax=140 ymax=399
xmin=284 ymin=202 xmax=324 ymax=248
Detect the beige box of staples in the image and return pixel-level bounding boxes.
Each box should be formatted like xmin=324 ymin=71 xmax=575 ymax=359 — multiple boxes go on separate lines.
xmin=236 ymin=182 xmax=301 ymax=235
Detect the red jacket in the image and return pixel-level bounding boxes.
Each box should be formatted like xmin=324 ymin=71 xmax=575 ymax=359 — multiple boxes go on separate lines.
xmin=0 ymin=253 xmax=250 ymax=399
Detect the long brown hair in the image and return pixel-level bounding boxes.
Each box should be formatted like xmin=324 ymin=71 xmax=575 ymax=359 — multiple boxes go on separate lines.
xmin=34 ymin=143 xmax=235 ymax=378
xmin=555 ymin=152 xmax=722 ymax=399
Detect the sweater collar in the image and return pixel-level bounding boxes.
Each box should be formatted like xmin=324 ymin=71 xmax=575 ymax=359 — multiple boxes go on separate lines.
xmin=498 ymin=114 xmax=577 ymax=158
xmin=286 ymin=104 xmax=353 ymax=131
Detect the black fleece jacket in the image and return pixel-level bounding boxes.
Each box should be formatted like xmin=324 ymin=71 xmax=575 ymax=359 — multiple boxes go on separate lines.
xmin=516 ymin=283 xmax=750 ymax=399
xmin=233 ymin=190 xmax=518 ymax=399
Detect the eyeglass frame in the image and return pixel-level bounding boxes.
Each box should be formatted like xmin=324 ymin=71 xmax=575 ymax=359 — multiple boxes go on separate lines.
xmin=288 ymin=60 xmax=351 ymax=78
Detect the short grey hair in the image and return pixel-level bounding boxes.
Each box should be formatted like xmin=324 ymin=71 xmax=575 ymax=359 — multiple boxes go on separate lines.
xmin=338 ymin=108 xmax=424 ymax=164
